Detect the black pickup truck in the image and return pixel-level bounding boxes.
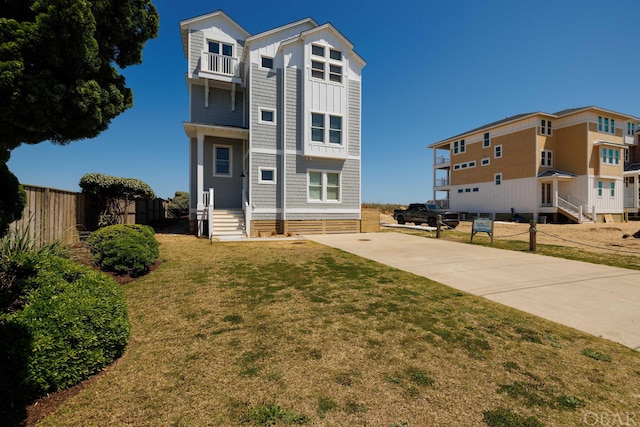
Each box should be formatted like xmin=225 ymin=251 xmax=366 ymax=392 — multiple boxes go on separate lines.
xmin=393 ymin=203 xmax=460 ymax=228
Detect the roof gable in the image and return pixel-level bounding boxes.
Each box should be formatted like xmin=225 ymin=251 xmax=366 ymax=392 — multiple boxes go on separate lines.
xmin=179 ymin=10 xmax=250 ymax=56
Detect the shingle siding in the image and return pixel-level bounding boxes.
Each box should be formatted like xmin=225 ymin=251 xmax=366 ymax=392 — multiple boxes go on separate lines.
xmin=250 ymin=64 xmax=282 ymax=150
xmin=348 ymin=80 xmax=361 ymax=158
xmin=189 ymin=29 xmax=203 ymax=77
xmin=191 ymin=86 xmax=245 ymax=127
xmin=285 ymin=68 xmax=302 ymax=152
xmin=251 ymin=152 xmax=282 ymax=213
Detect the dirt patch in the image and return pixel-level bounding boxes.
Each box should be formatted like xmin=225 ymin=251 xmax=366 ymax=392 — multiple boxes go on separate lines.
xmin=381 ymin=213 xmax=640 ymax=255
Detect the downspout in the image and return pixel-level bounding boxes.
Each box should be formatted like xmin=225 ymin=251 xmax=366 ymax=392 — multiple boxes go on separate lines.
xmin=282 ymin=61 xmax=287 ymax=228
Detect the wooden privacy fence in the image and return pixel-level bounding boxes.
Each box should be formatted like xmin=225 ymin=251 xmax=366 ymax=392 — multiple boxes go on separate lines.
xmin=8 ymin=185 xmax=167 ymax=246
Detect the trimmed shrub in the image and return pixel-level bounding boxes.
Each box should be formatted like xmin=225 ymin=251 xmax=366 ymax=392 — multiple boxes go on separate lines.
xmin=88 ymin=224 xmax=159 ymax=277
xmin=0 ymin=253 xmax=130 ymax=401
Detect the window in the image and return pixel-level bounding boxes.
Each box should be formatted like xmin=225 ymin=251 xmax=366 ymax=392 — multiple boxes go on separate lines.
xmin=625 ymin=147 xmax=630 ymax=163
xmin=214 ymin=145 xmax=232 ymax=177
xmin=468 ymin=160 xmax=476 ymax=167
xmin=494 ymin=144 xmax=502 ymax=158
xmin=601 ymin=147 xmax=620 ymax=165
xmin=481 ymin=158 xmax=490 ymax=166
xmin=495 ymin=173 xmax=502 ymax=185
xmin=261 ymin=56 xmax=274 ymax=69
xmin=208 ymin=41 xmax=233 ymax=57
xmin=483 ymin=132 xmax=490 ymax=147
xmin=311 ymin=113 xmax=325 ymax=142
xmin=329 ymin=116 xmax=342 ymax=144
xmin=465 ymin=188 xmax=471 ymax=193
xmin=541 ymin=150 xmax=552 ymax=167
xmin=541 ymin=182 xmax=551 ymax=204
xmin=311 ymin=44 xmax=342 ymax=83
xmin=259 ymin=168 xmax=276 ymax=184
xmin=458 ymin=189 xmax=463 ymax=193
xmin=326 ymin=173 xmax=340 ymax=201
xmin=610 ymin=182 xmax=615 ymax=197
xmin=329 ymin=64 xmax=342 ymax=82
xmin=260 ymin=108 xmax=275 ymax=123
xmin=311 ymin=113 xmax=342 ymax=145
xmin=598 ymin=116 xmax=615 ymax=134
xmin=311 ymin=45 xmax=325 ymax=57
xmin=541 ymin=119 xmax=552 ymax=135
xmin=597 ymin=181 xmax=603 ymax=197
xmin=311 ymin=60 xmax=325 ymax=79
xmin=473 ymin=188 xmax=479 ymax=192
xmin=308 ymin=171 xmax=340 ymax=202
xmin=453 ymin=140 xmax=465 ymax=154
xmin=628 ymin=123 xmax=636 ymax=136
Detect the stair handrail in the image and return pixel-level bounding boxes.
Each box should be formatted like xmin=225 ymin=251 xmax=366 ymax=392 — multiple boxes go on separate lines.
xmin=208 ymin=188 xmax=214 ymax=240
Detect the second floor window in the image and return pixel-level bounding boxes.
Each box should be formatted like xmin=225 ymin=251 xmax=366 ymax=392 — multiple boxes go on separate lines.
xmin=494 ymin=144 xmax=502 ymax=159
xmin=311 ymin=113 xmax=325 ymax=142
xmin=541 ymin=150 xmax=552 ymax=167
xmin=601 ymin=148 xmax=620 ymax=165
xmin=483 ymin=132 xmax=490 ymax=147
xmin=453 ymin=139 xmax=465 ymax=154
xmin=541 ymin=119 xmax=552 ymax=135
xmin=598 ymin=116 xmax=615 ymax=134
xmin=311 ymin=113 xmax=342 ymax=144
xmin=628 ymin=123 xmax=636 ymax=136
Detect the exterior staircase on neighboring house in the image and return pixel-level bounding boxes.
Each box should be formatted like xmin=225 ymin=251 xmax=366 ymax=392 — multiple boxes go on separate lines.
xmin=210 ymin=209 xmax=246 ymax=240
xmin=557 ymin=204 xmax=594 ymax=224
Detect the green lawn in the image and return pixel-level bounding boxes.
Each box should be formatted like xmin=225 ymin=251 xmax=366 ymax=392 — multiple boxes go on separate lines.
xmin=40 ymin=234 xmax=640 ymax=426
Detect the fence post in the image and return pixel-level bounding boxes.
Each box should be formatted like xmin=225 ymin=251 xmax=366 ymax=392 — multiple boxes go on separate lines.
xmin=436 ymin=214 xmax=442 ymax=238
xmin=529 ymin=220 xmax=537 ymax=252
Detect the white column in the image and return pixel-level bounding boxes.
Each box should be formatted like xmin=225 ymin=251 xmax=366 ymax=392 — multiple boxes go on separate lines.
xmin=197 ymin=132 xmax=205 ymax=211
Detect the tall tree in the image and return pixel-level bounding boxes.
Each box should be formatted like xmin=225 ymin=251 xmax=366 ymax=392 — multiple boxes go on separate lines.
xmin=0 ymin=0 xmax=159 ymax=235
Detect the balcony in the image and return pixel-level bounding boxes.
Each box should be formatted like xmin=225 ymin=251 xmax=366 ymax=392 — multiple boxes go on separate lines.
xmin=434 ymin=155 xmax=450 ymax=169
xmin=435 ymin=178 xmax=450 ymax=188
xmin=200 ymin=52 xmax=240 ymax=82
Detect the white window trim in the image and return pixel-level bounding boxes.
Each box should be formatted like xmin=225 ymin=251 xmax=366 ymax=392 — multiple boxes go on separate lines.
xmin=481 ymin=158 xmax=490 ymax=166
xmin=597 ymin=181 xmax=603 ymax=197
xmin=483 ymin=133 xmax=491 ymax=148
xmin=540 ymin=119 xmax=553 ymax=136
xmin=494 ymin=144 xmax=502 ymax=159
xmin=258 ymin=167 xmax=277 ymax=184
xmin=310 ymin=112 xmax=344 ymax=146
xmin=206 ymin=40 xmax=235 ymax=57
xmin=495 ymin=173 xmax=502 ymax=185
xmin=541 ymin=149 xmax=553 ymax=167
xmin=260 ymin=56 xmax=274 ymax=70
xmin=307 ymin=169 xmax=341 ymax=203
xmin=309 ymin=43 xmax=343 ymax=85
xmin=213 ymin=144 xmax=233 ymax=178
xmin=259 ymin=107 xmax=276 ymax=125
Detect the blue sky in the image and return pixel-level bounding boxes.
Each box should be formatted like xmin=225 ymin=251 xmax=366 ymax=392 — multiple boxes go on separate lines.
xmin=8 ymin=0 xmax=640 ymax=202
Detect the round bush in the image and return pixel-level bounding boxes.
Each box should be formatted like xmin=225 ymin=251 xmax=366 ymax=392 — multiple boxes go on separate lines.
xmin=0 ymin=253 xmax=130 ymax=398
xmin=88 ymin=224 xmax=159 ymax=277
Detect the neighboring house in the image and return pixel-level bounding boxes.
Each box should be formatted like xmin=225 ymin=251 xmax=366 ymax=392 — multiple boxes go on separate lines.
xmin=429 ymin=107 xmax=640 ymax=223
xmin=180 ymin=11 xmax=365 ymax=238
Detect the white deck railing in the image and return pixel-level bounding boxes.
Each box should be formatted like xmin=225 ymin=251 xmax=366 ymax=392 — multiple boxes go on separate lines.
xmin=435 ymin=178 xmax=450 ymax=187
xmin=201 ymin=52 xmax=237 ymax=77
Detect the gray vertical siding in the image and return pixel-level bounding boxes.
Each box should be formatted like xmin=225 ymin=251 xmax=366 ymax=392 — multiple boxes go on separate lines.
xmin=189 ymin=30 xmax=203 ymax=77
xmin=196 ymin=137 xmax=244 ymax=209
xmin=250 ymin=64 xmax=282 ymax=150
xmin=348 ymin=80 xmax=361 ymax=158
xmin=190 ymin=86 xmax=245 ymax=127
xmin=285 ymin=68 xmax=302 ymax=152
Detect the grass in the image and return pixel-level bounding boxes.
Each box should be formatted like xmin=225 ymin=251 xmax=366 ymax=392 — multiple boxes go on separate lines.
xmin=388 ymin=227 xmax=640 ymax=271
xmin=38 ymin=234 xmax=640 ymax=426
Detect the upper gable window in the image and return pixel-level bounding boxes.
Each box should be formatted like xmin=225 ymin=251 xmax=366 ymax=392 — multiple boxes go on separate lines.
xmin=330 ymin=49 xmax=342 ymax=61
xmin=209 ymin=41 xmax=233 ymax=57
xmin=541 ymin=119 xmax=552 ymax=135
xmin=312 ymin=45 xmax=325 ymax=57
xmin=261 ymin=56 xmax=274 ymax=69
xmin=310 ymin=44 xmax=342 ymax=83
xmin=598 ymin=116 xmax=615 ymax=134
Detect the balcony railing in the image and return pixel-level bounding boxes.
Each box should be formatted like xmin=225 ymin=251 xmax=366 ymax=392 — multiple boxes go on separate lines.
xmin=201 ymin=52 xmax=238 ymax=77
xmin=435 ymin=178 xmax=450 ymax=187
xmin=434 ymin=155 xmax=450 ymax=165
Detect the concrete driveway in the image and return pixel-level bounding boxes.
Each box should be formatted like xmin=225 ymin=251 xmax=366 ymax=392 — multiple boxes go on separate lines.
xmin=304 ymin=232 xmax=640 ymax=350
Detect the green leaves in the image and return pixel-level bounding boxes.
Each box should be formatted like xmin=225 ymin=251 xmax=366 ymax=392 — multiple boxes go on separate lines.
xmin=0 ymin=0 xmax=159 ymax=149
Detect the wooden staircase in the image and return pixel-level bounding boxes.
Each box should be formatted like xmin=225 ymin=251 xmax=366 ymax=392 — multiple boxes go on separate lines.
xmin=557 ymin=205 xmax=594 ymax=224
xmin=211 ymin=209 xmax=246 ymax=240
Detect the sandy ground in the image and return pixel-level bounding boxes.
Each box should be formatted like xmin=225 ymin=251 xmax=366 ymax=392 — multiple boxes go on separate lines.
xmin=380 ymin=213 xmax=640 ymax=255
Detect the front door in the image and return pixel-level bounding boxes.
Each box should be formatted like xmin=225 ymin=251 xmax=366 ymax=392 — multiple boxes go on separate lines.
xmin=541 ymin=182 xmax=552 ymax=206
